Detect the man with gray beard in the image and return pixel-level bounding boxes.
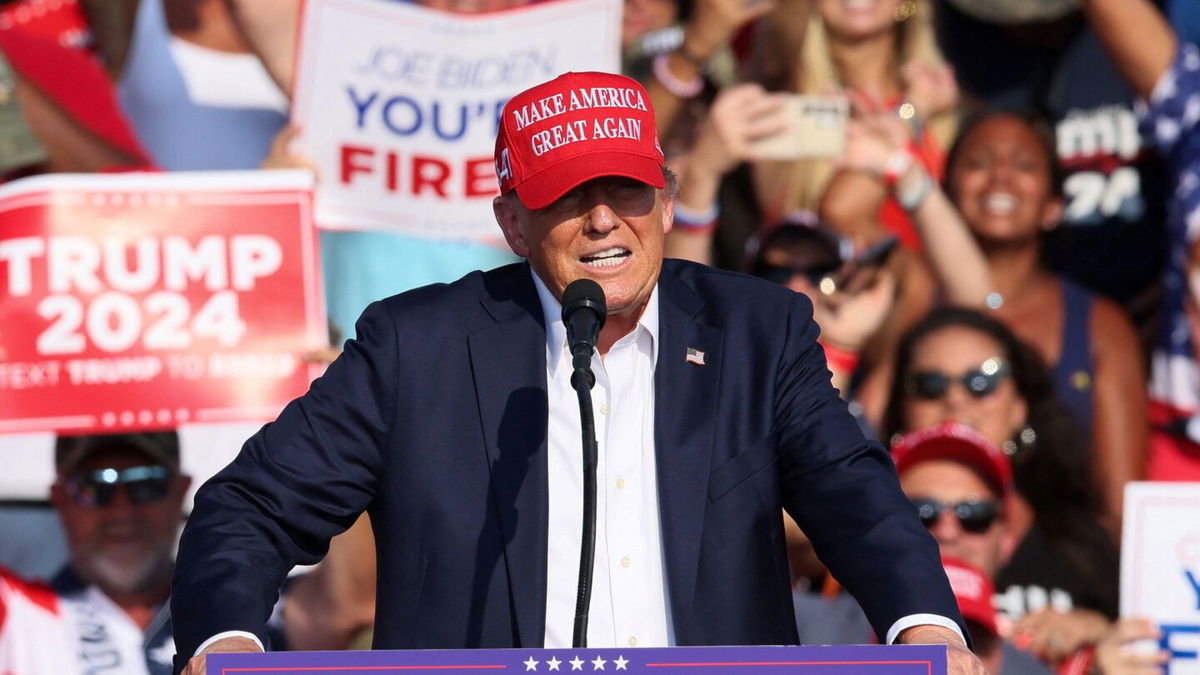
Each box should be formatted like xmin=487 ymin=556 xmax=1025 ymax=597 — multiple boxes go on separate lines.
xmin=0 ymin=433 xmax=376 ymax=674
xmin=24 ymin=432 xmax=195 ymax=674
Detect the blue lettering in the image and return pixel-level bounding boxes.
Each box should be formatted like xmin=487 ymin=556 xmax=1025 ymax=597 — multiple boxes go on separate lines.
xmin=494 ymin=99 xmax=508 ymax=136
xmin=1161 ymin=624 xmax=1200 ymax=662
xmin=382 ymin=96 xmax=422 ymax=136
xmin=431 ymin=102 xmax=468 ymax=141
xmin=345 ymin=93 xmax=510 ymax=139
xmin=347 ymin=86 xmax=378 ymax=130
xmin=1186 ymin=569 xmax=1200 ymax=610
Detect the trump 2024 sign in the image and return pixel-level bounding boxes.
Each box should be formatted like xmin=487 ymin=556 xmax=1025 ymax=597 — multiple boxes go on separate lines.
xmin=0 ymin=171 xmax=325 ymax=435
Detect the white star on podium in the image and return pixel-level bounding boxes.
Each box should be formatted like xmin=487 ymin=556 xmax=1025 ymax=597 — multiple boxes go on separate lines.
xmin=613 ymin=655 xmax=629 ymax=671
xmin=569 ymin=655 xmax=585 ymax=671
xmin=547 ymin=656 xmax=562 ymax=671
xmin=591 ymin=655 xmax=607 ymax=670
xmin=524 ymin=656 xmax=539 ymax=671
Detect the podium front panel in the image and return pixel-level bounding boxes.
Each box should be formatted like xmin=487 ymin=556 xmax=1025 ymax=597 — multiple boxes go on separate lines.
xmin=208 ymin=645 xmax=947 ymax=674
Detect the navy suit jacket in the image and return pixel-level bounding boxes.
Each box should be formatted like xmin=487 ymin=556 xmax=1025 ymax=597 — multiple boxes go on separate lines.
xmin=171 ymin=259 xmax=962 ymax=665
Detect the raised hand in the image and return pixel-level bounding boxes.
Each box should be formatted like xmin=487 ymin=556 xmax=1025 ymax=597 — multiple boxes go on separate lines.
xmin=682 ymin=0 xmax=776 ymax=63
xmin=837 ymin=114 xmax=911 ymax=177
xmin=1011 ymin=608 xmax=1111 ymax=664
xmin=689 ymin=84 xmax=789 ymax=178
xmin=900 ymin=60 xmax=960 ymax=123
xmin=1092 ymin=618 xmax=1170 ymax=675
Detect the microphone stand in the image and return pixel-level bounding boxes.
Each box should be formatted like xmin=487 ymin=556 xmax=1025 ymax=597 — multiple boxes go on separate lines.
xmin=570 ymin=357 xmax=599 ymax=648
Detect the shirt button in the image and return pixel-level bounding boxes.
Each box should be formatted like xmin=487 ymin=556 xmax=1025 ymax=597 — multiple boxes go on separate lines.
xmin=616 ymin=477 xmax=625 ymax=490
xmin=621 ymin=556 xmax=631 ymax=568
xmin=628 ymin=636 xmax=638 ymax=647
xmin=600 ymin=403 xmax=611 ymax=414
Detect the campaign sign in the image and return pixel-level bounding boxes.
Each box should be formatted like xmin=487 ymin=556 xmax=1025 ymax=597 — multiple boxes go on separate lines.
xmin=1122 ymin=482 xmax=1200 ymax=673
xmin=0 ymin=171 xmax=325 ymax=436
xmin=208 ymin=645 xmax=948 ymax=674
xmin=291 ymin=0 xmax=620 ymax=240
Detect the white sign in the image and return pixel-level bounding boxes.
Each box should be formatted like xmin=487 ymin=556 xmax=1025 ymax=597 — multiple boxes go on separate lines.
xmin=291 ymin=0 xmax=621 ymax=240
xmin=1122 ymin=482 xmax=1200 ymax=673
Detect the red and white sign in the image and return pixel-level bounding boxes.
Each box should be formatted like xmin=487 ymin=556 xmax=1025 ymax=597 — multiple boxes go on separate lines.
xmin=291 ymin=0 xmax=620 ymax=240
xmin=0 ymin=171 xmax=325 ymax=436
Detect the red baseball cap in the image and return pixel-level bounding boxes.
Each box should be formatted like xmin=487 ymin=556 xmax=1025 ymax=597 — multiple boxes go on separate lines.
xmin=942 ymin=556 xmax=998 ymax=637
xmin=891 ymin=422 xmax=1012 ymax=498
xmin=494 ymin=71 xmax=665 ymax=210
xmin=0 ymin=29 xmax=151 ymax=167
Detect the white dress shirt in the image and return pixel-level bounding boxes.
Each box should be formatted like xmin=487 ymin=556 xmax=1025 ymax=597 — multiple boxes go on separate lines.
xmin=533 ymin=272 xmax=673 ymax=649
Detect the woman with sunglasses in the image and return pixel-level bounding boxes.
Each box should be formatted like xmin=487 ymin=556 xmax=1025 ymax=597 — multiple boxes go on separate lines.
xmin=748 ymin=222 xmax=899 ymax=398
xmin=840 ymin=108 xmax=1148 ymax=537
xmin=883 ymin=307 xmax=1119 ymax=668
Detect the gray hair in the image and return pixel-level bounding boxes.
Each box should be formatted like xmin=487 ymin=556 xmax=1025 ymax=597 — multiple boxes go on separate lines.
xmin=503 ymin=167 xmax=679 ymax=209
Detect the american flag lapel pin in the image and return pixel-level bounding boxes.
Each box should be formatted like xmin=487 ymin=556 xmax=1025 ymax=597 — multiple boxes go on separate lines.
xmin=685 ymin=347 xmax=706 ymax=366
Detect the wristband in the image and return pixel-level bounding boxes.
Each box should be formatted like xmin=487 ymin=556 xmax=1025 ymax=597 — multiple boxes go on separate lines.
xmin=672 ymin=221 xmax=717 ymax=235
xmin=896 ymin=165 xmax=933 ymax=212
xmin=882 ymin=147 xmax=916 ymax=188
xmin=672 ymin=200 xmax=719 ymax=233
xmin=820 ymin=341 xmax=861 ymax=374
xmin=652 ymin=52 xmax=704 ymax=99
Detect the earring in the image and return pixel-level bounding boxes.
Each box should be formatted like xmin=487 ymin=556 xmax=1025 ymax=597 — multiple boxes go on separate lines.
xmin=894 ymin=0 xmax=917 ymax=22
xmin=1003 ymin=426 xmax=1036 ymax=456
xmin=1019 ymin=425 xmax=1037 ymax=447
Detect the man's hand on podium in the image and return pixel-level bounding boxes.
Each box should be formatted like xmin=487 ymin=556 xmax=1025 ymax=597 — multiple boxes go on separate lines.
xmin=182 ymin=635 xmax=265 ymax=675
xmin=897 ymin=625 xmax=990 ymax=674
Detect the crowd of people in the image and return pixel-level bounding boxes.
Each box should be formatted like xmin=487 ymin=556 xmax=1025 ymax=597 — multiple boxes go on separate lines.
xmin=3 ymin=0 xmax=1200 ymax=672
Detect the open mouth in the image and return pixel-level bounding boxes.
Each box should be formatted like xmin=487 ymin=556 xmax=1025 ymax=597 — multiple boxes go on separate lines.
xmin=982 ymin=192 xmax=1017 ymax=216
xmin=580 ymin=247 xmax=631 ymax=268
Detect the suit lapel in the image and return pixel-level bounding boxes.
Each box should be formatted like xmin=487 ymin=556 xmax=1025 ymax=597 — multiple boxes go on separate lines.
xmin=468 ymin=266 xmax=549 ymax=647
xmin=653 ymin=269 xmax=723 ymax=641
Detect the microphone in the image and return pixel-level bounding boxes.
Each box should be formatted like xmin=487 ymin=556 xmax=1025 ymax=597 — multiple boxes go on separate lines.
xmin=561 ymin=279 xmax=606 ymax=390
xmin=561 ymin=278 xmax=606 ymax=648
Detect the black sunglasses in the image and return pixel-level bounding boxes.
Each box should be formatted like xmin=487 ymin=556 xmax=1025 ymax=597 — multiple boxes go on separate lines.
xmin=910 ymin=498 xmax=1001 ymax=534
xmin=906 ymin=358 xmax=1010 ymax=400
xmin=63 ymin=465 xmax=172 ymax=509
xmin=755 ymin=262 xmax=841 ymax=289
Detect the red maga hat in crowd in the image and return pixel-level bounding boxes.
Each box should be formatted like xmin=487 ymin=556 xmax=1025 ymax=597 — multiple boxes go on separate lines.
xmin=942 ymin=556 xmax=999 ymax=637
xmin=890 ymin=421 xmax=1013 ymax=498
xmin=494 ymin=71 xmax=665 ymax=210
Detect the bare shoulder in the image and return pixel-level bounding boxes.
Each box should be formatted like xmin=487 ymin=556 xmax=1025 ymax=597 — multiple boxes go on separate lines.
xmin=1087 ymin=295 xmax=1142 ymax=360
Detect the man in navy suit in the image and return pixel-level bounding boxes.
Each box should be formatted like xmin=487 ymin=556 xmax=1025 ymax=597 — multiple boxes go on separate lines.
xmin=174 ymin=72 xmax=984 ymax=674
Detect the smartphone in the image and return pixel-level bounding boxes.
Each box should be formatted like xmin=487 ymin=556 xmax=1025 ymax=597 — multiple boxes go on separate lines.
xmin=748 ymin=94 xmax=849 ymax=161
xmin=823 ymin=235 xmax=899 ymax=296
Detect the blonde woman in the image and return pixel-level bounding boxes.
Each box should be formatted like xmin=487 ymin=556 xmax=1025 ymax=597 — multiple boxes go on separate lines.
xmin=665 ymin=0 xmax=959 ymax=269
xmin=752 ymin=0 xmax=958 ymax=248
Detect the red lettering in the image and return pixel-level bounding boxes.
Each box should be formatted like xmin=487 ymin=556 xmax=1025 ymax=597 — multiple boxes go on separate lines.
xmin=340 ymin=144 xmax=375 ymax=185
xmin=336 ymin=144 xmax=498 ymax=199
xmin=464 ymin=157 xmax=497 ymax=198
xmin=386 ymin=150 xmax=399 ymax=192
xmin=411 ymin=156 xmax=451 ymax=197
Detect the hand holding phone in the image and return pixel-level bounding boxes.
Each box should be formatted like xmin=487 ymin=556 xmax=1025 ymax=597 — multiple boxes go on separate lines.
xmin=689 ymin=84 xmax=789 ymax=178
xmin=747 ymin=94 xmax=849 ymax=161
